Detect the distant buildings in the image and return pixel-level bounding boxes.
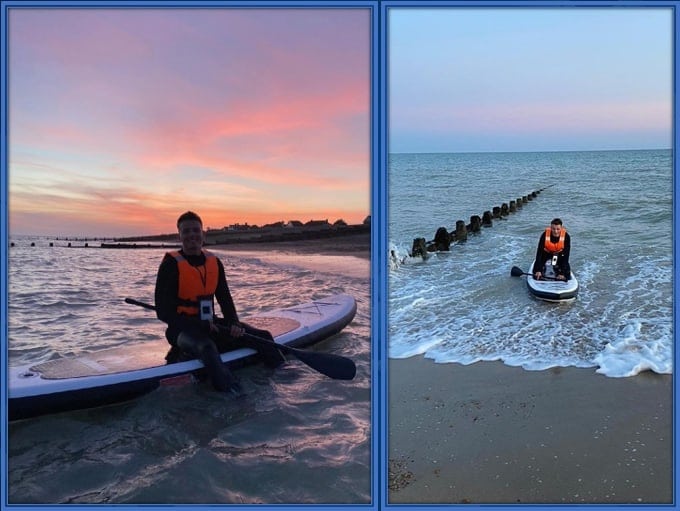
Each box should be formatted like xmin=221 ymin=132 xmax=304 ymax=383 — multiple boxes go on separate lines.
xmin=119 ymin=217 xmax=369 ymax=244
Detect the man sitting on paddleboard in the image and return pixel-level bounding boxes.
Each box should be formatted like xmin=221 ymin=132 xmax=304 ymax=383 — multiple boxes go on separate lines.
xmin=533 ymin=218 xmax=571 ymax=281
xmin=154 ymin=211 xmax=285 ymax=395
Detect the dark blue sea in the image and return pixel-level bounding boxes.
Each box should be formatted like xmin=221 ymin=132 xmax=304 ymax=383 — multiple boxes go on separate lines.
xmin=388 ymin=149 xmax=672 ymax=378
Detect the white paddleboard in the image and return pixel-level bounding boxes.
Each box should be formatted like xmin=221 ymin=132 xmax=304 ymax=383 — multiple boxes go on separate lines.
xmin=526 ymin=261 xmax=579 ymax=302
xmin=9 ymin=293 xmax=357 ymax=421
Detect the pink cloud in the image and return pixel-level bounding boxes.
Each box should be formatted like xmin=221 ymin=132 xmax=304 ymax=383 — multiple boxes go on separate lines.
xmin=396 ymin=99 xmax=670 ymax=136
xmin=9 ymin=8 xmax=371 ymax=237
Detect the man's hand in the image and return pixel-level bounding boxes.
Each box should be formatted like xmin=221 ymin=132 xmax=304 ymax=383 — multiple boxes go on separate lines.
xmin=230 ymin=324 xmax=245 ymax=338
xmin=210 ymin=318 xmax=245 ymax=337
xmin=534 ymin=272 xmax=542 ymax=280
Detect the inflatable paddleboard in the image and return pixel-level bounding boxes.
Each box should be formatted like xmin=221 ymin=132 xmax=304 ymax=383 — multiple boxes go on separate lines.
xmin=526 ymin=261 xmax=579 ymax=302
xmin=9 ymin=294 xmax=356 ymax=421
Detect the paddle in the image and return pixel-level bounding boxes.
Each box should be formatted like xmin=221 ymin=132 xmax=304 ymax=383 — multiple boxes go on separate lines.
xmin=510 ymin=266 xmax=562 ymax=281
xmin=124 ymin=298 xmax=356 ymax=380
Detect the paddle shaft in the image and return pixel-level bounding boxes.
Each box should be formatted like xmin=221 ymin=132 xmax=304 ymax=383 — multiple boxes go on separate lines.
xmin=124 ymin=298 xmax=356 ymax=380
xmin=510 ymin=266 xmax=563 ymax=281
xmin=125 ymin=297 xmax=303 ymax=349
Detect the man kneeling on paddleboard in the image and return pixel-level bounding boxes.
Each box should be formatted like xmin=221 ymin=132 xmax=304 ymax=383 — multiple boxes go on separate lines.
xmin=154 ymin=211 xmax=285 ymax=396
xmin=533 ymin=218 xmax=572 ymax=281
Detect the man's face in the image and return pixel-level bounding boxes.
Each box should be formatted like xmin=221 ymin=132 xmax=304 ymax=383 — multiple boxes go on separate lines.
xmin=178 ymin=219 xmax=204 ymax=255
xmin=550 ymin=223 xmax=562 ymax=237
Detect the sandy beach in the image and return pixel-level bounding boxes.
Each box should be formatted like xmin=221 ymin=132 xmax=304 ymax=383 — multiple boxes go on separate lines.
xmin=209 ymin=232 xmax=371 ymax=279
xmin=389 ymin=357 xmax=672 ymax=504
xmin=209 ymin=231 xmax=370 ymax=259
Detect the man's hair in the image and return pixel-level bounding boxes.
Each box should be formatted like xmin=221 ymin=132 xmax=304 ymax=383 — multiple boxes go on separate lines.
xmin=177 ymin=211 xmax=203 ymax=228
xmin=551 ymin=218 xmax=563 ymax=226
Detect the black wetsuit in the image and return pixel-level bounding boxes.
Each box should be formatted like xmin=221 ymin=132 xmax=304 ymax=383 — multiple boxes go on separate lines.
xmin=534 ymin=231 xmax=571 ymax=279
xmin=154 ymin=250 xmax=284 ymax=392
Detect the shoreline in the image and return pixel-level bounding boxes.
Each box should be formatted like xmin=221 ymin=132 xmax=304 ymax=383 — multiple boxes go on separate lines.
xmin=210 ymin=232 xmax=371 ymax=260
xmin=11 ymin=232 xmax=371 ymax=261
xmin=210 ymin=232 xmax=370 ymax=279
xmin=388 ymin=357 xmax=672 ymax=504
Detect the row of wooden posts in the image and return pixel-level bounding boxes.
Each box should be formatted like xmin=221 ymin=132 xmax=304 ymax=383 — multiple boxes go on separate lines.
xmin=408 ymin=187 xmax=549 ymax=261
xmin=9 ymin=242 xmax=176 ymax=248
xmin=11 ymin=242 xmax=81 ymax=247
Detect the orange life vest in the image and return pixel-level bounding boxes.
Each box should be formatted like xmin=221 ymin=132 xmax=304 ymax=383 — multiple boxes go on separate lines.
xmin=169 ymin=250 xmax=219 ymax=316
xmin=543 ymin=227 xmax=566 ymax=254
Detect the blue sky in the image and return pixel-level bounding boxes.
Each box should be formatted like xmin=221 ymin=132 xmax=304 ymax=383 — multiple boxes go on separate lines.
xmin=388 ymin=7 xmax=673 ymax=153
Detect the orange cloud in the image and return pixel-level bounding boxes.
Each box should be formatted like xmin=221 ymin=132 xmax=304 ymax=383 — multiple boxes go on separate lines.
xmin=9 ymin=8 xmax=371 ymax=237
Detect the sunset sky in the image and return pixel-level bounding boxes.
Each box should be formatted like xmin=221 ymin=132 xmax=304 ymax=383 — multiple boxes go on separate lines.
xmin=8 ymin=8 xmax=371 ymax=237
xmin=388 ymin=7 xmax=672 ymax=153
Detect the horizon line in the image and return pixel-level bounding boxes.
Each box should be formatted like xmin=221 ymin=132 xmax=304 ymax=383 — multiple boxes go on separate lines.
xmin=388 ymin=147 xmax=671 ymax=156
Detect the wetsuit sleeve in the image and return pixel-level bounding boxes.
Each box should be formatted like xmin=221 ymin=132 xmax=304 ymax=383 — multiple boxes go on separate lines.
xmin=534 ymin=232 xmax=547 ymax=272
xmin=562 ymin=233 xmax=571 ymax=264
xmin=215 ymin=258 xmax=240 ymax=325
xmin=154 ymin=253 xmax=178 ymax=324
xmin=154 ymin=253 xmax=204 ymax=342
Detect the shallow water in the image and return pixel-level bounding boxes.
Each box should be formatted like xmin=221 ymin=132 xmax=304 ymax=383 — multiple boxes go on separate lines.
xmin=7 ymin=241 xmax=371 ymax=504
xmin=388 ymin=149 xmax=672 ymax=378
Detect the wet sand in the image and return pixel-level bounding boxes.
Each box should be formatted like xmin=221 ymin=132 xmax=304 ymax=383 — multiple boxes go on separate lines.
xmin=210 ymin=232 xmax=370 ymax=279
xmin=209 ymin=232 xmax=370 ymax=260
xmin=389 ymin=357 xmax=673 ymax=504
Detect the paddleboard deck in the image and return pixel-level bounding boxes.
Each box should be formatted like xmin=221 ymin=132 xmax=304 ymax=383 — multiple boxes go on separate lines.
xmin=526 ymin=261 xmax=579 ymax=302
xmin=9 ymin=293 xmax=357 ymax=421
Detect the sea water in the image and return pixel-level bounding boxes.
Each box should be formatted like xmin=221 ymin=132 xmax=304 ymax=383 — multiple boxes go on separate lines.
xmin=7 ymin=241 xmax=370 ymax=504
xmin=388 ymin=149 xmax=672 ymax=378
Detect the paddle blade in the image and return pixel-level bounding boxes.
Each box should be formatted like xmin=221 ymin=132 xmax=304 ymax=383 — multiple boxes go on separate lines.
xmin=242 ymin=332 xmax=357 ymax=380
xmin=290 ymin=349 xmax=357 ymax=380
xmin=510 ymin=266 xmax=525 ymax=277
